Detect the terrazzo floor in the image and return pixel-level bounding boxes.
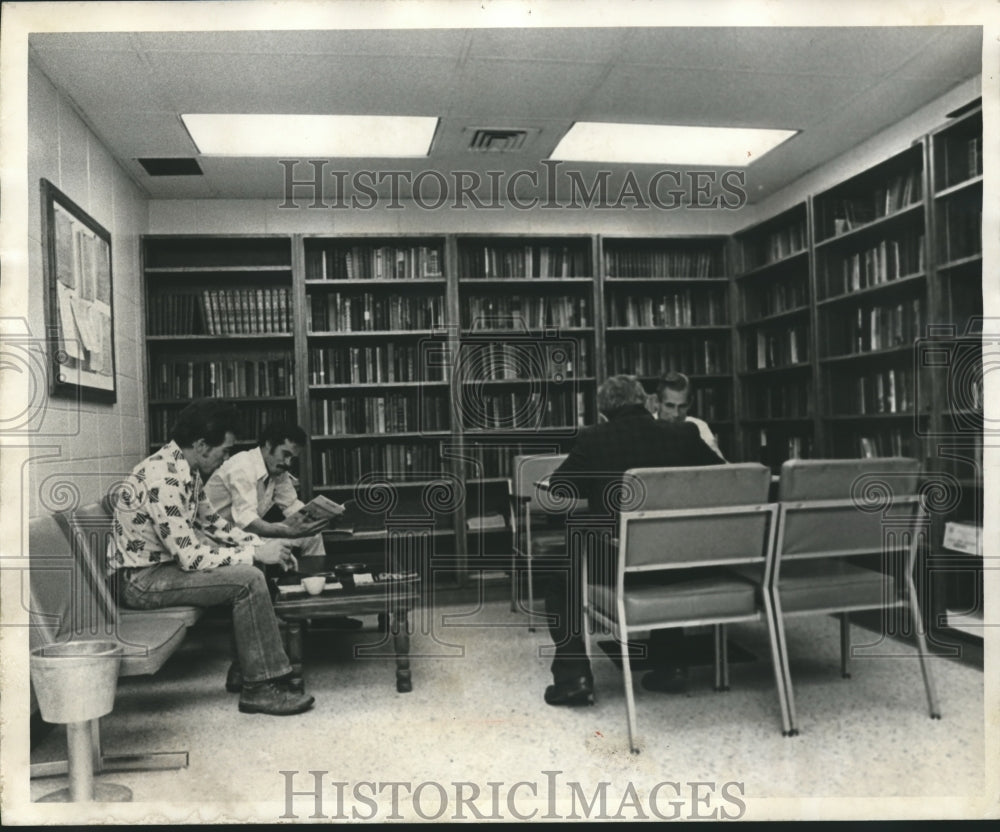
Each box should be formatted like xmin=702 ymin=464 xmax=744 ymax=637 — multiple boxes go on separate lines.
xmin=27 ymin=598 xmax=988 ymax=822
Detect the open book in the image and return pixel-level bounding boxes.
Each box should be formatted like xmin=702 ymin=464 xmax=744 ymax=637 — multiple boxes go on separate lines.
xmin=285 ymin=494 xmax=345 ymax=526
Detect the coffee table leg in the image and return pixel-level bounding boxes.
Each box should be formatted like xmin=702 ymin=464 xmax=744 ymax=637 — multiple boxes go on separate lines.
xmin=285 ymin=620 xmax=305 ymax=693
xmin=391 ymin=610 xmax=412 ymax=693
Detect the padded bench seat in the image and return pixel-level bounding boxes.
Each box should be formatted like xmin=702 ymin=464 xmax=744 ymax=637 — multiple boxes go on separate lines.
xmin=589 ymin=574 xmax=757 ymax=627
xmin=728 ymin=560 xmax=896 ymax=614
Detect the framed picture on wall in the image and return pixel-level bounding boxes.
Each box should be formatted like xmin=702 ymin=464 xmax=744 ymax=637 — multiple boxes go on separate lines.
xmin=40 ymin=178 xmax=116 ymax=403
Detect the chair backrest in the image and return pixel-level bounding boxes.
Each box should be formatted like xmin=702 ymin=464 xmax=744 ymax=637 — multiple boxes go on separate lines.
xmin=618 ymin=463 xmax=774 ymax=571
xmin=511 ymin=453 xmax=571 ymax=511
xmin=777 ymin=458 xmax=922 ymax=560
xmin=28 ymin=513 xmax=115 ymax=650
xmin=68 ymin=499 xmax=122 ymax=611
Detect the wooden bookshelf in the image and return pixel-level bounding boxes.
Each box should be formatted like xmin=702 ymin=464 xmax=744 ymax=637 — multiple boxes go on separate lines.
xmin=925 ymin=101 xmax=984 ymax=642
xmin=812 ymin=144 xmax=930 ymax=460
xmin=602 ymin=235 xmax=734 ymax=458
xmin=733 ymin=204 xmax=814 ymax=471
xmin=455 ymin=235 xmax=597 ymax=484
xmin=143 ymin=236 xmax=298 ymax=451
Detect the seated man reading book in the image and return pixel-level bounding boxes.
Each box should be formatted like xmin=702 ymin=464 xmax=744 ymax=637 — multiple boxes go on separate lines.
xmin=205 ymin=422 xmax=344 ymax=559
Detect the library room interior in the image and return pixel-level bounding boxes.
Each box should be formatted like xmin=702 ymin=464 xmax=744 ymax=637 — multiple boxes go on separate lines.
xmin=7 ymin=18 xmax=993 ymax=821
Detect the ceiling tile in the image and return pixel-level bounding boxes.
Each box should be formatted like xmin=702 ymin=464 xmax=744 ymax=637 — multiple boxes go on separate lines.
xmin=83 ymin=110 xmax=196 ymax=156
xmin=588 ymin=64 xmax=876 ymax=128
xmin=448 ymin=59 xmax=609 ymax=119
xmin=134 ymin=28 xmax=471 ymax=57
xmin=466 ymin=28 xmax=626 ymax=62
xmin=143 ymin=52 xmax=459 ymax=114
xmin=622 ymin=27 xmax=940 ymax=75
xmin=31 ymin=49 xmax=172 ymax=112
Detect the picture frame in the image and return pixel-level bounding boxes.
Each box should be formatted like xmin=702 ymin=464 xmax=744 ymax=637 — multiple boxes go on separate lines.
xmin=40 ymin=178 xmax=116 ymax=403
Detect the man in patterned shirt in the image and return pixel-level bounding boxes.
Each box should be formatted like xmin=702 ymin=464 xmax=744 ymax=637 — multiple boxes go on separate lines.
xmin=109 ymin=398 xmax=314 ymax=716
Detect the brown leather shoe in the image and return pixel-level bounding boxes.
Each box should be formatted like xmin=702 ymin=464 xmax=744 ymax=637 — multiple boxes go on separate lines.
xmin=238 ymin=681 xmax=315 ymax=715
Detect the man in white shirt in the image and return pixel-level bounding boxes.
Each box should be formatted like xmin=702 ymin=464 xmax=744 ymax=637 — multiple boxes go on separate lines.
xmin=205 ymin=422 xmax=333 ymax=558
xmin=652 ymin=372 xmax=727 ymax=462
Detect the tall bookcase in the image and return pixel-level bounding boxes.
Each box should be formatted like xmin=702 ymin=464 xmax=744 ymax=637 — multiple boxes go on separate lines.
xmin=453 ymin=235 xmax=595 ymax=572
xmin=732 ymin=205 xmax=814 ymax=472
xmin=143 ymin=236 xmax=298 ymax=452
xmin=300 ymin=235 xmax=459 ymax=581
xmin=812 ymin=143 xmax=930 ymax=460
xmin=926 ymin=101 xmax=984 ymax=639
xmin=601 ymin=236 xmax=733 ymax=458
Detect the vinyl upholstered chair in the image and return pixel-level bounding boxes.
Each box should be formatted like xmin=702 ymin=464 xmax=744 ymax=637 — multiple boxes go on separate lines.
xmin=70 ymin=498 xmax=203 ymax=628
xmin=770 ymin=458 xmax=941 ymax=735
xmin=582 ymin=463 xmax=792 ymax=753
xmin=28 ymin=513 xmax=190 ymax=780
xmin=510 ymin=454 xmax=576 ymax=630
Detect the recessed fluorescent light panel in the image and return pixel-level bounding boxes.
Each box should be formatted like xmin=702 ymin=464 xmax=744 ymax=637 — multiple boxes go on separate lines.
xmin=551 ymin=122 xmax=797 ymax=166
xmin=181 ymin=114 xmax=438 ymax=157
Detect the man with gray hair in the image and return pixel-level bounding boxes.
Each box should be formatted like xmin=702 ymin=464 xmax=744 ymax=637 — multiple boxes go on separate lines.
xmin=541 ymin=374 xmax=722 ymax=706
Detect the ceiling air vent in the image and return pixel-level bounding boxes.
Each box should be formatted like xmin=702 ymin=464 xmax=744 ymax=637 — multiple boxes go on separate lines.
xmin=137 ymin=158 xmax=203 ymax=176
xmin=465 ymin=127 xmax=538 ymax=153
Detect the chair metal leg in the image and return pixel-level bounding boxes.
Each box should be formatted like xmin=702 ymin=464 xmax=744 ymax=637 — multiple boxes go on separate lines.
xmin=713 ymin=625 xmax=731 ymax=691
xmin=526 ymin=550 xmax=536 ymax=633
xmin=771 ymin=596 xmax=798 ymax=735
xmin=905 ymin=573 xmax=942 ymax=719
xmin=509 ymin=552 xmax=518 ymax=612
xmin=839 ymin=613 xmax=851 ymax=678
xmin=761 ymin=594 xmax=794 ymax=737
xmin=620 ymin=634 xmax=640 ymax=754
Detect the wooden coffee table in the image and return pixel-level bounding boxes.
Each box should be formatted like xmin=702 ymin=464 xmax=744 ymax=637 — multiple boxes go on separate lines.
xmin=272 ymin=574 xmax=420 ymax=694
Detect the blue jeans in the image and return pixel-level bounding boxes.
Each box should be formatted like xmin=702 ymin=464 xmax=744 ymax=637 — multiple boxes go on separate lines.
xmin=120 ymin=562 xmax=292 ymax=684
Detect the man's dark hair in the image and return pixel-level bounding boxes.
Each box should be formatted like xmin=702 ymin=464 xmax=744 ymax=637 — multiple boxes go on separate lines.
xmin=655 ymin=371 xmax=691 ymax=402
xmin=170 ymin=399 xmax=241 ymax=448
xmin=259 ymin=422 xmax=307 ymax=449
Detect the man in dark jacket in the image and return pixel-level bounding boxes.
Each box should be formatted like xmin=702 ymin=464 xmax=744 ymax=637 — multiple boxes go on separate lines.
xmin=542 ymin=375 xmax=722 ymax=706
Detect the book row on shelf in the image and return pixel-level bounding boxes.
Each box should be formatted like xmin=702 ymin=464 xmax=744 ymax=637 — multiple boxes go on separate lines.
xmin=831 ymin=366 xmax=918 ymax=415
xmin=745 ymin=325 xmax=809 ymax=370
xmin=744 ymin=277 xmax=809 ymax=320
xmin=460 ymin=389 xmax=589 ymax=431
xmin=310 ymin=392 xmax=450 ymax=435
xmin=461 ymin=296 xmax=591 ymax=330
xmin=830 ymin=299 xmax=923 ymax=356
xmin=306 ymin=244 xmax=443 ymax=281
xmin=147 ymin=288 xmax=292 ymax=336
xmin=150 ymin=355 xmax=295 ymax=399
xmin=460 ymin=244 xmax=588 ymax=279
xmin=850 ymin=428 xmax=910 ymax=459
xmin=607 ymin=336 xmax=730 ymax=376
xmin=150 ymin=403 xmax=294 ymax=446
xmin=604 ymin=290 xmax=728 ymax=328
xmin=308 ymin=344 xmax=445 ymax=386
xmin=743 ymin=380 xmax=811 ymax=420
xmin=827 ymin=169 xmax=922 ymax=236
xmin=685 ymin=386 xmax=730 ymax=422
xmin=938 ymin=200 xmax=983 ymax=263
xmin=939 ymin=135 xmax=983 ymax=189
xmin=313 ymin=443 xmax=441 ymax=485
xmin=462 ymin=442 xmax=554 ymax=480
xmin=826 ymin=233 xmax=926 ymax=297
xmin=456 ymin=340 xmax=592 ymax=381
xmin=307 ymin=292 xmax=445 ymax=333
xmin=751 ymin=429 xmax=811 ymax=461
xmin=753 ymin=221 xmax=808 ymax=269
xmin=603 ymin=247 xmax=723 ymax=278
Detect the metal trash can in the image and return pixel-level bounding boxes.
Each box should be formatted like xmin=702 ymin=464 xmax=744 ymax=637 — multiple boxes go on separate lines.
xmin=30 ymin=640 xmax=132 ymax=802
